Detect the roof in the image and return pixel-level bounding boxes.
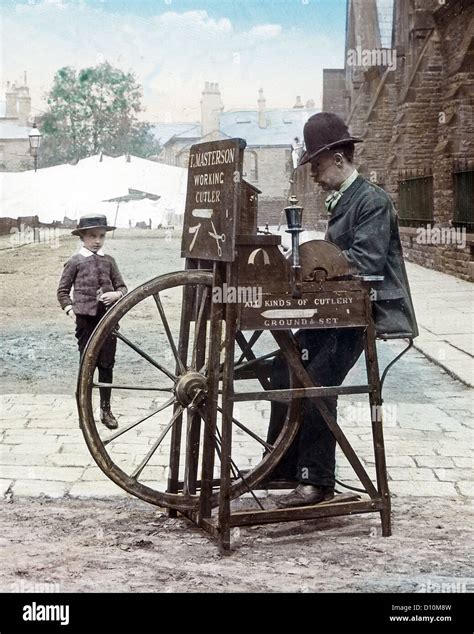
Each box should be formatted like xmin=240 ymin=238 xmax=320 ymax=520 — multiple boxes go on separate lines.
xmin=172 ymin=124 xmax=202 ymax=140
xmin=0 ymin=122 xmax=30 ymax=140
xmin=162 ymin=107 xmax=319 ymax=149
xmin=219 ymin=108 xmax=319 ymax=146
xmin=151 ymin=122 xmax=200 ymax=145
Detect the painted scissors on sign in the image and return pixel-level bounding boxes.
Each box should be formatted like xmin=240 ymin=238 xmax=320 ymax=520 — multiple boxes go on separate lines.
xmin=208 ymin=219 xmax=226 ymax=256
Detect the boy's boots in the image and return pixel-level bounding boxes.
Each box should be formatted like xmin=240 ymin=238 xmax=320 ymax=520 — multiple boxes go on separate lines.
xmin=100 ymin=401 xmax=118 ymax=429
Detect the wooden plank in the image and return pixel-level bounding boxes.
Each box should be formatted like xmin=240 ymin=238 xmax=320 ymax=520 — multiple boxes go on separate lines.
xmin=198 ymin=263 xmax=224 ymax=519
xmin=181 ymin=138 xmax=246 ymax=262
xmin=239 ymin=290 xmax=367 ymax=331
xmin=229 ymin=499 xmax=383 ymax=527
xmin=232 ymin=384 xmax=371 ymax=403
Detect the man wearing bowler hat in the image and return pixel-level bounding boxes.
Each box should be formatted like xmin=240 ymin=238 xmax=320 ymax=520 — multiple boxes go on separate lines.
xmin=57 ymin=213 xmax=127 ymax=429
xmin=268 ymin=112 xmax=418 ymax=508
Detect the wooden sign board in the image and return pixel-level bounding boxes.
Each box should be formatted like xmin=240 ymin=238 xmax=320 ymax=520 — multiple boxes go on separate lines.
xmin=238 ymin=291 xmax=367 ymax=330
xmin=181 ymin=138 xmax=246 ymax=262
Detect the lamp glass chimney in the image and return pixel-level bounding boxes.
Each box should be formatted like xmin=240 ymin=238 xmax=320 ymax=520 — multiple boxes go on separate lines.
xmin=29 ymin=123 xmax=42 ymax=151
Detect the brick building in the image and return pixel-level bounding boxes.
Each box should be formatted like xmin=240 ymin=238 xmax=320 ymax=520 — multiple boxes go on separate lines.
xmin=153 ymin=83 xmax=318 ymax=225
xmin=295 ymin=0 xmax=473 ymax=281
xmin=0 ymin=75 xmax=33 ymax=171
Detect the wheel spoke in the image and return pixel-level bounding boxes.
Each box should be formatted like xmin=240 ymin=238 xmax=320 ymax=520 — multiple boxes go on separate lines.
xmin=131 ymin=405 xmax=184 ymax=480
xmin=103 ymin=396 xmax=176 ymax=446
xmin=153 ymin=292 xmax=186 ymax=375
xmin=93 ymin=382 xmax=173 ymax=392
xmin=114 ymin=330 xmax=176 ymax=381
xmin=216 ymin=405 xmax=274 ymax=452
xmin=191 ymin=286 xmax=209 ymax=370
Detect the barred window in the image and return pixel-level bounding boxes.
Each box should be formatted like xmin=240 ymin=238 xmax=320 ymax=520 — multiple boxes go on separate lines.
xmin=453 ymin=170 xmax=473 ymax=232
xmin=398 ymin=175 xmax=433 ymax=227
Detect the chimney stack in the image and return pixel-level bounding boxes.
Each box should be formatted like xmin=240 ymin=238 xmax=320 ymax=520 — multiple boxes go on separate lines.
xmin=293 ymin=96 xmax=304 ymax=109
xmin=258 ymin=87 xmax=267 ymax=129
xmin=201 ymin=82 xmax=223 ymax=136
xmin=16 ymin=84 xmax=31 ymax=126
xmin=5 ymin=83 xmax=17 ymax=119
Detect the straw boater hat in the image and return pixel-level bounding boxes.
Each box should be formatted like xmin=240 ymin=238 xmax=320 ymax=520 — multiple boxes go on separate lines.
xmin=299 ymin=112 xmax=363 ymax=166
xmin=71 ymin=214 xmax=116 ymax=236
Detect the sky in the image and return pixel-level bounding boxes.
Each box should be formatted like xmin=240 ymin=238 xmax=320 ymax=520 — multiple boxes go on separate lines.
xmin=1 ymin=0 xmax=348 ymax=122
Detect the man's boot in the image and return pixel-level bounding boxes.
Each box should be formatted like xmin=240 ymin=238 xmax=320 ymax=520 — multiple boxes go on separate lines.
xmin=100 ymin=402 xmax=118 ymax=430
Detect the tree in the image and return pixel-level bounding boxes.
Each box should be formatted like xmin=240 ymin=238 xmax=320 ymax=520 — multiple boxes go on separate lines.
xmin=40 ymin=63 xmax=161 ymax=166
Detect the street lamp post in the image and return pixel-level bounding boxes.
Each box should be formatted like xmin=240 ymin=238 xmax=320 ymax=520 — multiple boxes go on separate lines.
xmin=28 ymin=122 xmax=42 ymax=172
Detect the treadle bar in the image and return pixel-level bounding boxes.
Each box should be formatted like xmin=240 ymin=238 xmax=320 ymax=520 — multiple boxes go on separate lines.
xmin=229 ymin=498 xmax=384 ymax=527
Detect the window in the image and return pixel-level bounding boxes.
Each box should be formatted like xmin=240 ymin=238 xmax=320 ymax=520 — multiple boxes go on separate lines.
xmin=243 ymin=151 xmax=258 ymax=181
xmin=398 ymin=175 xmax=433 ymax=227
xmin=179 ymin=151 xmax=190 ymax=168
xmin=453 ymin=169 xmax=473 ymax=231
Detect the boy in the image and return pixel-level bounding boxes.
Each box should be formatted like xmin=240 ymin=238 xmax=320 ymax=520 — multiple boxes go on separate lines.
xmin=57 ymin=213 xmax=127 ymax=429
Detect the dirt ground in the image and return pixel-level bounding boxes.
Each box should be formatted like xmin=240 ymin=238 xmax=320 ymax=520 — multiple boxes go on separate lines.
xmin=0 ymin=496 xmax=472 ymax=593
xmin=1 ymin=231 xmax=472 ymax=599
xmin=0 ymin=230 xmax=184 ymax=394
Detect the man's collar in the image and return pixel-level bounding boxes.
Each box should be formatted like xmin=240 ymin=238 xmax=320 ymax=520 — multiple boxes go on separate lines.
xmin=326 ymin=174 xmax=365 ymax=220
xmin=338 ymin=168 xmax=359 ymax=193
xmin=79 ymin=246 xmax=104 ymax=257
xmin=325 ymin=169 xmax=359 ymax=214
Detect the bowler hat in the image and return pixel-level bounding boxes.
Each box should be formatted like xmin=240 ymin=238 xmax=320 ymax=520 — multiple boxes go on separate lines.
xmin=299 ymin=112 xmax=363 ymax=166
xmin=72 ymin=213 xmax=115 ymax=236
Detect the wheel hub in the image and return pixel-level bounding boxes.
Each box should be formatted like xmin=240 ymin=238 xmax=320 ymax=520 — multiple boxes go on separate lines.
xmin=174 ymin=371 xmax=207 ymax=407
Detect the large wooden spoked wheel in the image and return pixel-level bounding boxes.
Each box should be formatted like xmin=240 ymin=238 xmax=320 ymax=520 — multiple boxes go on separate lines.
xmin=77 ymin=270 xmax=301 ymax=511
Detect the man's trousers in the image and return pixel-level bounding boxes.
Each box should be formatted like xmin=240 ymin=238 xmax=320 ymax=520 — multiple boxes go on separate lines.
xmin=266 ymin=328 xmax=365 ymax=487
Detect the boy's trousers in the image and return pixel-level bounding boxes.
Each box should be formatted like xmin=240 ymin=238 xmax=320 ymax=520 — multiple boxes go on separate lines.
xmin=75 ymin=304 xmax=117 ymax=404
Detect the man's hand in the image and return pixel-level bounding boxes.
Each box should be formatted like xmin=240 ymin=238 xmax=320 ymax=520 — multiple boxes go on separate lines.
xmin=99 ymin=291 xmax=122 ymax=307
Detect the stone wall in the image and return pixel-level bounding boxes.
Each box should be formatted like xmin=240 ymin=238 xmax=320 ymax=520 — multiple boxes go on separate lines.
xmin=257 ymin=197 xmax=290 ymax=227
xmin=296 ymin=0 xmax=473 ymax=281
xmin=246 ymin=146 xmax=294 ymax=200
xmin=0 ymin=138 xmax=31 ymax=171
xmin=322 ymin=69 xmax=347 ymax=118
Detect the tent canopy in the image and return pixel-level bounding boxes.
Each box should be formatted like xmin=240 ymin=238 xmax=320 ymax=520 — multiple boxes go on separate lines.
xmin=0 ymin=154 xmax=188 ymax=228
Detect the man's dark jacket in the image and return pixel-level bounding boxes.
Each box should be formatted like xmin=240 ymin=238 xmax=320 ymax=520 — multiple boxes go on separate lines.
xmin=325 ymin=175 xmax=418 ymax=338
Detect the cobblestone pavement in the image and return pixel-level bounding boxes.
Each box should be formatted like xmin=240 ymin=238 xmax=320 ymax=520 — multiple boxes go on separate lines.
xmin=1 ymin=349 xmax=472 ymax=502
xmin=0 ymin=232 xmax=471 ymax=503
